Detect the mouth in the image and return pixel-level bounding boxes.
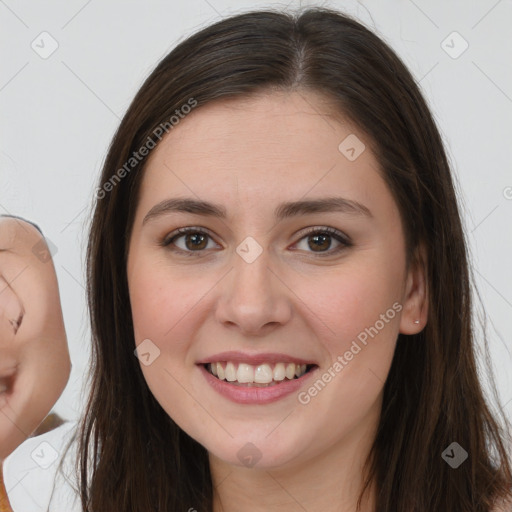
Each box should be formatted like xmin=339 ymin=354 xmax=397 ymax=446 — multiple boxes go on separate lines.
xmin=203 ymin=361 xmax=317 ymax=387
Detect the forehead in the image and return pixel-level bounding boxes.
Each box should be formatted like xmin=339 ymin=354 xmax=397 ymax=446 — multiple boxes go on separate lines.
xmin=147 ymin=90 xmax=357 ymax=171
xmin=136 ymin=91 xmax=392 ymax=222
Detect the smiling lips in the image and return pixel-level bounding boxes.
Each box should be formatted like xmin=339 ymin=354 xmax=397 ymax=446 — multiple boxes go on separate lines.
xmin=207 ymin=361 xmax=310 ymax=386
xmin=197 ymin=351 xmax=317 ymax=403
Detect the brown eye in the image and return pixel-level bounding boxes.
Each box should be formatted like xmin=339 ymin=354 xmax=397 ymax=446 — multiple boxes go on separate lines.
xmin=307 ymin=233 xmax=332 ymax=252
xmin=294 ymin=227 xmax=352 ymax=256
xmin=162 ymin=227 xmax=218 ymax=255
xmin=183 ymin=232 xmax=208 ymax=250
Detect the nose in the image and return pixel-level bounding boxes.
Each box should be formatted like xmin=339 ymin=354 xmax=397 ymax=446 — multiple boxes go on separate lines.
xmin=214 ymin=246 xmax=292 ymax=336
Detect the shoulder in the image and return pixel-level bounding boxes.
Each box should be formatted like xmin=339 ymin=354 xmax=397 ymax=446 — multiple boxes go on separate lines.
xmin=2 ymin=420 xmax=81 ymax=512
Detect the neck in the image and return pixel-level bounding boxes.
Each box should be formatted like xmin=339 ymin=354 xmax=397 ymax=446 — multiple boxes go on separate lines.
xmin=209 ymin=403 xmax=380 ymax=512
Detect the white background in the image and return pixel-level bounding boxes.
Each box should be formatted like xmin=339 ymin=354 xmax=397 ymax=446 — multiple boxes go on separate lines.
xmin=1 ymin=0 xmax=511 ymax=426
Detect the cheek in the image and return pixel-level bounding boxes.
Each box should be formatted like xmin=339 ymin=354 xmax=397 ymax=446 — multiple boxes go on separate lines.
xmin=130 ymin=266 xmax=207 ymax=437
xmin=292 ymin=254 xmax=403 ymax=426
xmin=302 ymin=254 xmax=404 ymax=350
xmin=129 ymin=260 xmax=214 ymax=407
xmin=129 ymin=260 xmax=203 ymax=343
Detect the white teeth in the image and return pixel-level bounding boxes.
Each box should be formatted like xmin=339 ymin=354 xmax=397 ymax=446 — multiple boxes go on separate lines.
xmin=237 ymin=363 xmax=254 ymax=383
xmin=285 ymin=363 xmax=296 ymax=380
xmin=273 ymin=362 xmax=286 ymax=381
xmin=254 ymin=364 xmax=273 ymax=384
xmin=225 ymin=362 xmax=237 ymax=382
xmin=207 ymin=361 xmax=309 ymax=384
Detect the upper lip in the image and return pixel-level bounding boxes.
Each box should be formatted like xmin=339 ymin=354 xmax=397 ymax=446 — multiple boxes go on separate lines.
xmin=196 ymin=351 xmax=317 ymax=366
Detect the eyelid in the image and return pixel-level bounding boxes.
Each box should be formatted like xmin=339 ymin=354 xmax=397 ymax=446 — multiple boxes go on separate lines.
xmin=165 ymin=226 xmax=218 ymax=242
xmin=295 ymin=226 xmax=352 ymax=244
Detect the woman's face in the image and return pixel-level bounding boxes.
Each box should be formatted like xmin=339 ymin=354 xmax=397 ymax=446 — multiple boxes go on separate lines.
xmin=127 ymin=91 xmax=426 ymax=470
xmin=0 ymin=217 xmax=70 ymax=459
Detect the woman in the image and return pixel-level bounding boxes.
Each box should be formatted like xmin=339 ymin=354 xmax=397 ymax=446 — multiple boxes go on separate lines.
xmin=4 ymin=7 xmax=512 ymax=512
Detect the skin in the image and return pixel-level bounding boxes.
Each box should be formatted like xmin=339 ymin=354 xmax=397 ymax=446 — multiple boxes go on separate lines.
xmin=0 ymin=216 xmax=70 ymax=460
xmin=127 ymin=90 xmax=428 ymax=512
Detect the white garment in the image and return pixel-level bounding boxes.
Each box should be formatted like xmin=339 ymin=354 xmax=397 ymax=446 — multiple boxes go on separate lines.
xmin=2 ymin=421 xmax=81 ymax=512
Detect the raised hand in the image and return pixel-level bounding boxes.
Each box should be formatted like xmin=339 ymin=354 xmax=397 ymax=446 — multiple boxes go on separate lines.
xmin=0 ymin=215 xmax=70 ymax=460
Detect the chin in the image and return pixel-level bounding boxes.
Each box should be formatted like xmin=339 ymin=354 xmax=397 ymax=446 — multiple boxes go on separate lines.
xmin=199 ymin=429 xmax=308 ymax=471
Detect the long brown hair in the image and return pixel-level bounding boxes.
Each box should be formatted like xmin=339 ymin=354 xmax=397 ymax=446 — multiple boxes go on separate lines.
xmin=77 ymin=7 xmax=512 ymax=511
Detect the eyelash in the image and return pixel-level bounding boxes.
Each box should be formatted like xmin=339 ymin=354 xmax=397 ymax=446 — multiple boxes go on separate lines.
xmin=160 ymin=226 xmax=352 ymax=257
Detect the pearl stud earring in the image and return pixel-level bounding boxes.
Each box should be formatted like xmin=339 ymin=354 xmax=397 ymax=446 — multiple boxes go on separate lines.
xmin=414 ymin=320 xmax=420 ymax=324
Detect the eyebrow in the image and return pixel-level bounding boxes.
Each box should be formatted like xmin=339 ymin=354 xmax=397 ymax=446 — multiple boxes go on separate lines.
xmin=142 ymin=196 xmax=372 ymax=226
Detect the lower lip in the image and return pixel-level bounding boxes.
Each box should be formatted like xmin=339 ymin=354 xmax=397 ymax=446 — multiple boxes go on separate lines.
xmin=198 ymin=364 xmax=317 ymax=404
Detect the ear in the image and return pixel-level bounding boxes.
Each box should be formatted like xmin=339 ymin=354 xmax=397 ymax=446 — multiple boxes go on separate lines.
xmin=399 ymin=242 xmax=428 ymax=334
